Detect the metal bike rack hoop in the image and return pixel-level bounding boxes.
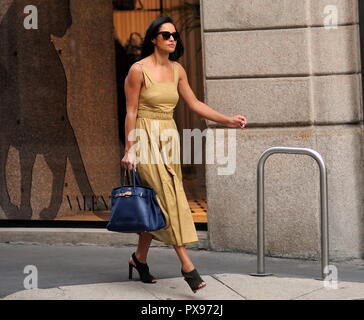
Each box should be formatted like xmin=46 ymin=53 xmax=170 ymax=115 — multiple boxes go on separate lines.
xmin=250 ymin=146 xmax=329 ymax=280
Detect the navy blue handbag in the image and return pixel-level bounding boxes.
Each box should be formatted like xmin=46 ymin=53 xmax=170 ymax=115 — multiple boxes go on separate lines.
xmin=106 ymin=168 xmax=166 ymax=233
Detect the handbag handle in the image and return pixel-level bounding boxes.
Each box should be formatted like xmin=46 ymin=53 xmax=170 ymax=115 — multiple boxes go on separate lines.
xmin=121 ymin=167 xmax=142 ymax=188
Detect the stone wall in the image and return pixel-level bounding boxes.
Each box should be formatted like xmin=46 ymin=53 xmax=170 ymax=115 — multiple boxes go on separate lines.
xmin=200 ymin=0 xmax=363 ymax=260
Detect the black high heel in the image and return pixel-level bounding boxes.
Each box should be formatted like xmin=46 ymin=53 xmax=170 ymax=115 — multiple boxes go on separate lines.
xmin=128 ymin=252 xmax=157 ymax=283
xmin=181 ymin=268 xmax=206 ymax=293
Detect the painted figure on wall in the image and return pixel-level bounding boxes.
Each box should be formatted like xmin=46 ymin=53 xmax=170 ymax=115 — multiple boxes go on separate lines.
xmin=0 ymin=0 xmax=100 ymax=220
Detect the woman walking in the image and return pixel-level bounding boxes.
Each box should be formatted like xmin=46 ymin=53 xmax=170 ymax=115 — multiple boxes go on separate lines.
xmin=121 ymin=16 xmax=247 ymax=293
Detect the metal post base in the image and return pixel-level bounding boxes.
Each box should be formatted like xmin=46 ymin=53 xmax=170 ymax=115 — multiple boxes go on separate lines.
xmin=249 ymin=273 xmax=274 ymax=277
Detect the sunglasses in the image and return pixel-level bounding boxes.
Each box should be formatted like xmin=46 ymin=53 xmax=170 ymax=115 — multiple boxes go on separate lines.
xmin=156 ymin=31 xmax=180 ymax=41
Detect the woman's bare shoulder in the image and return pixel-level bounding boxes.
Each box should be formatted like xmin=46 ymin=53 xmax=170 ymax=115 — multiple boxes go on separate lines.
xmin=133 ymin=58 xmax=149 ymax=66
xmin=126 ymin=62 xmax=144 ymax=85
xmin=173 ymin=61 xmax=186 ymax=79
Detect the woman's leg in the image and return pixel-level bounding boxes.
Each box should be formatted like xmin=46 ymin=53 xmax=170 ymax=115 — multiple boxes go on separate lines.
xmin=174 ymin=245 xmax=194 ymax=272
xmin=129 ymin=232 xmax=157 ymax=283
xmin=174 ymin=245 xmax=206 ymax=288
xmin=130 ymin=232 xmax=154 ymax=264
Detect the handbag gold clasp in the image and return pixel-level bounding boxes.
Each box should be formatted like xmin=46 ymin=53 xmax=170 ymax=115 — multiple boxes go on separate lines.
xmin=116 ymin=191 xmax=132 ymax=197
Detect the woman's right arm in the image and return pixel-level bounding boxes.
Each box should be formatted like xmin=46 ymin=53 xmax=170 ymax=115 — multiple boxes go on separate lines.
xmin=121 ymin=64 xmax=143 ymax=170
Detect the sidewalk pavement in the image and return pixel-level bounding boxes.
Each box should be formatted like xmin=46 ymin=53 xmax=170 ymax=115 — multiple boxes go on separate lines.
xmin=3 ymin=273 xmax=364 ymax=300
xmin=0 ymin=228 xmax=364 ymax=300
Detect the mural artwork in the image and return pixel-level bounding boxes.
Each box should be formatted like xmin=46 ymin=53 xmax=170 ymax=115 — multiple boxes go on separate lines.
xmin=0 ymin=0 xmax=106 ymax=220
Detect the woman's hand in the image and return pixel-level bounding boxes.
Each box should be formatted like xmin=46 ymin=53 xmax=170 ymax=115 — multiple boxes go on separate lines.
xmin=224 ymin=115 xmax=247 ymax=129
xmin=121 ymin=149 xmax=137 ymax=170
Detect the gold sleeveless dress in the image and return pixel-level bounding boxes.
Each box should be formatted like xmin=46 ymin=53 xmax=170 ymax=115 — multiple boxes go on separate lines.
xmin=133 ymin=61 xmax=199 ymax=246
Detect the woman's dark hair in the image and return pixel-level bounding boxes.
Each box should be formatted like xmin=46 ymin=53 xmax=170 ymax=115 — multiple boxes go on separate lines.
xmin=140 ymin=16 xmax=184 ymax=61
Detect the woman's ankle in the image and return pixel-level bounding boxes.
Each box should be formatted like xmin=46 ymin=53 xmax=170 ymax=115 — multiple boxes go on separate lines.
xmin=135 ymin=252 xmax=147 ymax=264
xmin=181 ymin=263 xmax=195 ymax=273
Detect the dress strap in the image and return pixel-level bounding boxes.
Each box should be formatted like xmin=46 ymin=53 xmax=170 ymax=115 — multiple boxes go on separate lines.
xmin=135 ymin=62 xmax=154 ymax=89
xmin=135 ymin=62 xmax=178 ymax=87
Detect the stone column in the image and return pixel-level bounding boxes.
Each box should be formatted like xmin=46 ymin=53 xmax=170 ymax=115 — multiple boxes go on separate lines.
xmin=201 ymin=0 xmax=363 ymax=260
xmin=0 ymin=0 xmax=121 ymax=220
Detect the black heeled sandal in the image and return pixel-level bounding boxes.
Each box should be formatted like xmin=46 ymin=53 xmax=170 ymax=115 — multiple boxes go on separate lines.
xmin=128 ymin=252 xmax=157 ymax=283
xmin=181 ymin=268 xmax=206 ymax=293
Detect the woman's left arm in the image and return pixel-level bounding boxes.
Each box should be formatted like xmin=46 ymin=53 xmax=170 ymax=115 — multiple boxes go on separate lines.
xmin=176 ymin=62 xmax=247 ymax=129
